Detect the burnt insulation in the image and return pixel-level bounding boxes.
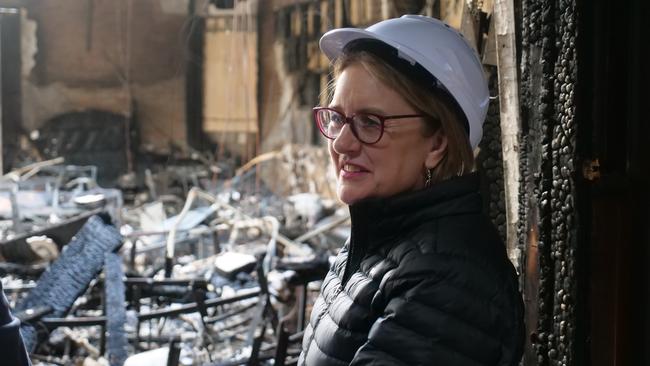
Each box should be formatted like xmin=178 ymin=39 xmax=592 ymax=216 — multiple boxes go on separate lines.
xmin=105 ymin=252 xmax=128 ymax=366
xmin=520 ymin=0 xmax=578 ymax=365
xmin=16 ymin=215 xmax=123 ymax=352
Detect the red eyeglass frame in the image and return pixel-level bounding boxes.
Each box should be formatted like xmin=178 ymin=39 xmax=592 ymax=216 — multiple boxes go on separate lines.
xmin=313 ymin=107 xmax=424 ymax=144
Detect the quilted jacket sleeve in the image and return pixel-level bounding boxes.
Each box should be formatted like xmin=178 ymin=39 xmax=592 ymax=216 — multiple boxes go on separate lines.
xmin=349 ymin=248 xmax=524 ymax=366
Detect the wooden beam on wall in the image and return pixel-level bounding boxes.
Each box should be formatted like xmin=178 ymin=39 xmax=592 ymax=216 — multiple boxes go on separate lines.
xmin=334 ymin=0 xmax=343 ymax=28
xmin=320 ymin=1 xmax=329 ymax=33
xmin=459 ymin=2 xmax=479 ymax=53
xmin=482 ymin=14 xmax=498 ymax=67
xmin=494 ymin=0 xmax=522 ymax=266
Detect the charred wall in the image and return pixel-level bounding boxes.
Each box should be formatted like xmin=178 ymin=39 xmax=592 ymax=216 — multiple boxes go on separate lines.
xmin=519 ymin=0 xmax=649 ymax=364
xmin=476 ymin=70 xmax=506 ymax=242
xmin=519 ymin=0 xmax=579 ymax=365
xmin=11 ymin=0 xmax=189 ymax=167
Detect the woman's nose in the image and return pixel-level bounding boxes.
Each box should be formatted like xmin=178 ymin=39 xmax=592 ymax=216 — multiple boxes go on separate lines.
xmin=332 ymin=123 xmax=361 ymax=154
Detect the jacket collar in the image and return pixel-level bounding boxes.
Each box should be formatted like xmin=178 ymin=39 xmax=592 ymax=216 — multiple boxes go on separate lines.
xmin=342 ymin=173 xmax=483 ymax=284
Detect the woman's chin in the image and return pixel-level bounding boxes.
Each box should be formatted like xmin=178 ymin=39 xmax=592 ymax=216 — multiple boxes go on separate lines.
xmin=337 ymin=187 xmax=368 ymax=205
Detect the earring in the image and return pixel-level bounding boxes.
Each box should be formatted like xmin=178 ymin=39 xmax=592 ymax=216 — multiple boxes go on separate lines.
xmin=457 ymin=162 xmax=465 ymax=177
xmin=425 ymin=168 xmax=433 ymax=188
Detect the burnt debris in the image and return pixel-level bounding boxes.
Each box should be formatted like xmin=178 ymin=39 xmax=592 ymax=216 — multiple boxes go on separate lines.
xmin=0 ymin=148 xmax=348 ymax=365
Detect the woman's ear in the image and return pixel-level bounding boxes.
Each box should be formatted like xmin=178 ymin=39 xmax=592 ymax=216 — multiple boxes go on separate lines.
xmin=425 ymin=131 xmax=448 ymax=169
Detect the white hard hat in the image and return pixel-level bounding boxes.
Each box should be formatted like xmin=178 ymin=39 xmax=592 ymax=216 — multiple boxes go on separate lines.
xmin=320 ymin=15 xmax=489 ymax=149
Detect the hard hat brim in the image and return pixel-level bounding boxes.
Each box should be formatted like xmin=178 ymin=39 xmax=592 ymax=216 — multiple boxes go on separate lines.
xmin=320 ymin=28 xmax=399 ymax=63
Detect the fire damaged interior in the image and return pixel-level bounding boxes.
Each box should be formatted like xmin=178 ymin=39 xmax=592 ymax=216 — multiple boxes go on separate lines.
xmin=0 ymin=1 xmax=647 ymax=365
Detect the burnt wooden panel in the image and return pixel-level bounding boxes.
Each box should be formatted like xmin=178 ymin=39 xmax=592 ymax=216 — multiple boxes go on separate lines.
xmin=0 ymin=8 xmax=21 ymax=173
xmin=580 ymin=0 xmax=649 ymax=364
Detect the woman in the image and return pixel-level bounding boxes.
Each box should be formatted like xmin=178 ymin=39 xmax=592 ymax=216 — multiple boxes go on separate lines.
xmin=299 ymin=15 xmax=524 ymax=366
xmin=1 ymin=282 xmax=32 ymax=365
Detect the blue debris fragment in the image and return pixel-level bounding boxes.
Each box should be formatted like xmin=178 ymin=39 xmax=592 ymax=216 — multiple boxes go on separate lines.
xmin=16 ymin=215 xmax=123 ymax=352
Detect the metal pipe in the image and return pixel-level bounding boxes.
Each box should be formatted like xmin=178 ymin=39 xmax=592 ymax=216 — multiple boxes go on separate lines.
xmin=1 ymin=157 xmax=65 ymax=182
xmin=123 ymin=277 xmax=208 ymax=287
xmin=205 ymin=302 xmax=257 ymax=324
xmin=139 ymin=287 xmax=258 ymax=321
xmin=41 ymin=287 xmax=261 ymax=327
xmin=127 ymin=226 xmax=213 ymax=239
xmin=165 ymin=187 xmax=220 ymax=277
xmin=220 ymin=201 xmax=307 ymax=255
xmin=293 ymin=214 xmax=350 ymax=244
xmin=296 ymin=285 xmax=307 ymax=332
xmin=1 ymin=283 xmax=37 ymax=293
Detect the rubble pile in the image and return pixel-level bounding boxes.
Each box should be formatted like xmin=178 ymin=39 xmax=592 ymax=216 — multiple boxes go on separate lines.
xmin=0 ymin=150 xmax=348 ymax=366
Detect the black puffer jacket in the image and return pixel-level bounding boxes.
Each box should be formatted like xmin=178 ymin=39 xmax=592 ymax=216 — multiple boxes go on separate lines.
xmin=299 ymin=173 xmax=524 ymax=366
xmin=0 ymin=282 xmax=32 ymax=366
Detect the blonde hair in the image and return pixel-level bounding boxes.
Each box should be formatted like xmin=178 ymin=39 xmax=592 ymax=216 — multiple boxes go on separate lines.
xmin=327 ymin=50 xmax=475 ymax=184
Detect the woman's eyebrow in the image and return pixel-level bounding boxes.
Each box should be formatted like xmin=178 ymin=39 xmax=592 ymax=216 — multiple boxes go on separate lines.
xmin=356 ymin=107 xmax=387 ymax=115
xmin=327 ymin=106 xmax=388 ymax=115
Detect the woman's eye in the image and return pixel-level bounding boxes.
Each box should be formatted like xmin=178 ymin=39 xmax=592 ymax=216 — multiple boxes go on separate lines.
xmin=330 ymin=112 xmax=345 ymax=125
xmin=357 ymin=115 xmax=381 ymax=128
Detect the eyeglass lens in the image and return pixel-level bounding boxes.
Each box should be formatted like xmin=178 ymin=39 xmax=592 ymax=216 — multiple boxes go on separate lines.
xmin=317 ymin=109 xmax=382 ymax=144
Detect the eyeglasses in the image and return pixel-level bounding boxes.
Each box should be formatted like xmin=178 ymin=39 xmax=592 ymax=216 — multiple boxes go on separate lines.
xmin=313 ymin=107 xmax=424 ymax=145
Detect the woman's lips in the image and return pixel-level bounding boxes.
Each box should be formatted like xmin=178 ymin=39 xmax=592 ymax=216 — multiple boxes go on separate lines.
xmin=339 ymin=163 xmax=369 ymax=179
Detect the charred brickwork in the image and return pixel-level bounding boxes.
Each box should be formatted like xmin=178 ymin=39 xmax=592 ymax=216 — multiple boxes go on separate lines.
xmin=519 ymin=0 xmax=578 ymax=365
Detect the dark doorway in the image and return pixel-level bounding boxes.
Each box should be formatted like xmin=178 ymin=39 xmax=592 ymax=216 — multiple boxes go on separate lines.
xmin=33 ymin=110 xmax=131 ymax=187
xmin=577 ymin=0 xmax=648 ymax=365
